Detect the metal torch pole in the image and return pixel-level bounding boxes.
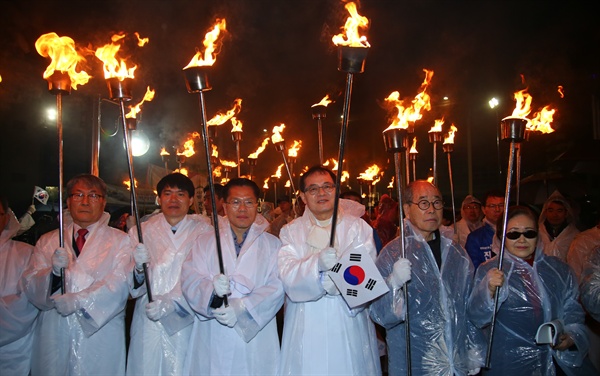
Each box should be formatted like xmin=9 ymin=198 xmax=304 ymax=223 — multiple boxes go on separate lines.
xmin=56 ymin=93 xmax=66 ymax=294
xmin=444 ymin=145 xmax=457 ymax=231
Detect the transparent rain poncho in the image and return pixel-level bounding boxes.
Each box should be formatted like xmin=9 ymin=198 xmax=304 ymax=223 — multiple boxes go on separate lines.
xmin=21 ymin=211 xmax=131 ymax=375
xmin=567 ymin=225 xmax=600 ymax=281
xmin=468 ymin=242 xmax=592 ymax=375
xmin=538 ymin=191 xmax=580 ymax=262
xmin=370 ymin=219 xmax=483 ymax=376
xmin=581 ymin=246 xmax=600 ymax=323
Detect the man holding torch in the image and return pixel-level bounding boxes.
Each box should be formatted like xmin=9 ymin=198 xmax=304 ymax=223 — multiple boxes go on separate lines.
xmin=370 ymin=180 xmax=484 ymax=375
xmin=278 ymin=165 xmax=381 ymax=375
xmin=181 ymin=178 xmax=284 ymax=375
xmin=127 ymin=172 xmax=212 ymax=375
xmin=21 ymin=174 xmax=131 ymax=375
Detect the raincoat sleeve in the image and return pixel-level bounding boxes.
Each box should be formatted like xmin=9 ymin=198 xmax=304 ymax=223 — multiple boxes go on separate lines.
xmin=0 ymin=270 xmax=39 ymax=346
xmin=467 ymin=259 xmax=510 ymax=328
xmin=154 ymin=280 xmax=195 ymax=335
xmin=369 ymin=240 xmax=406 ymax=328
xmin=127 ymin=227 xmax=147 ymax=298
xmin=74 ymin=234 xmax=132 ymax=337
xmin=21 ymin=232 xmax=61 ymax=311
xmin=580 ymin=247 xmax=600 ymax=322
xmin=230 ymin=236 xmax=284 ymax=342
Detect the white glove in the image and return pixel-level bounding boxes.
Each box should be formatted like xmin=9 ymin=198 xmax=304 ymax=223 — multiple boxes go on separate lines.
xmin=133 ymin=244 xmax=150 ymax=270
xmin=213 ymin=274 xmax=231 ymax=297
xmin=388 ymin=258 xmax=411 ymax=288
xmin=52 ymin=247 xmax=69 ymax=276
xmin=52 ymin=293 xmax=80 ymax=316
xmin=213 ymin=305 xmax=237 ymax=327
xmin=27 ymin=204 xmax=36 ymax=215
xmin=318 ymin=247 xmax=337 ymax=271
xmin=322 ymin=274 xmax=340 ymax=296
xmin=145 ymin=296 xmax=175 ymax=321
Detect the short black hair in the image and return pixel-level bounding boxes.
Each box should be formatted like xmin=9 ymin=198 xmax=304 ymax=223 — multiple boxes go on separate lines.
xmin=157 ymin=173 xmax=195 ymax=197
xmin=66 ymin=174 xmax=107 ymax=196
xmin=340 ymin=190 xmax=361 ymax=202
xmin=482 ymin=189 xmax=505 ymax=206
xmin=203 ymin=183 xmax=224 ymax=199
xmin=223 ymin=178 xmax=260 ymax=201
xmin=299 ymin=165 xmax=336 ymax=192
xmin=496 ymin=205 xmax=539 ymax=240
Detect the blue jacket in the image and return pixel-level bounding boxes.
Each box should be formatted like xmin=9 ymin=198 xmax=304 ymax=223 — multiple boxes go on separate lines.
xmin=465 ymin=221 xmax=495 ymax=270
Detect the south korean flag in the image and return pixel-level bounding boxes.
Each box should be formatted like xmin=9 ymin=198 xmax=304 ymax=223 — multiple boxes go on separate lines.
xmin=328 ymin=243 xmax=389 ymax=308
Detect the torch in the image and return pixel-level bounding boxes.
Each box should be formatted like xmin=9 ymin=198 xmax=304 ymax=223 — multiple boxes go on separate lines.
xmin=329 ymin=1 xmax=370 ymax=246
xmin=262 ymin=178 xmax=269 ymax=201
xmin=358 ymin=165 xmax=380 ymax=219
xmin=382 ymin=126 xmax=412 ymax=375
xmin=311 ymin=95 xmax=332 ymax=165
xmin=208 ymin=98 xmax=243 ymax=143
xmin=428 ymin=119 xmax=444 ymax=186
xmin=247 ymin=157 xmax=257 ymax=181
xmin=183 ymin=18 xmax=228 ymax=306
xmin=270 ymin=174 xmax=279 ymax=204
xmin=409 ymin=137 xmax=418 ymax=182
xmin=287 ymin=140 xmax=302 ymax=190
xmin=160 ymin=147 xmax=171 ymax=172
xmin=443 ymin=125 xmax=458 ymax=231
xmin=231 ymin=117 xmax=243 ymax=177
xmin=247 ymin=137 xmax=269 ymax=181
xmin=36 ymin=32 xmax=91 ymax=294
xmin=270 ymin=125 xmax=298 ymax=198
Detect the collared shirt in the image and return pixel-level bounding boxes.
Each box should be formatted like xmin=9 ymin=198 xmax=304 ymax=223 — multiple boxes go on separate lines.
xmin=231 ymin=227 xmax=250 ymax=256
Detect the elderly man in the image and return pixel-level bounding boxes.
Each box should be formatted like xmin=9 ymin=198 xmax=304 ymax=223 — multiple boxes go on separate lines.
xmin=22 ymin=174 xmax=131 ymax=375
xmin=453 ymin=195 xmax=484 ymax=248
xmin=0 ymin=195 xmax=38 ymax=375
xmin=278 ymin=165 xmax=381 ymax=375
xmin=182 ymin=178 xmax=284 ymax=375
xmin=127 ymin=173 xmax=212 ymax=375
xmin=370 ymin=180 xmax=483 ymax=375
xmin=465 ymin=190 xmax=505 ymax=270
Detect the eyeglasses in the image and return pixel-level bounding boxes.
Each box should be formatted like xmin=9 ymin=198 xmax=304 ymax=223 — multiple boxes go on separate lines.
xmin=506 ymin=230 xmax=538 ymax=240
xmin=410 ymin=199 xmax=444 ymax=211
xmin=486 ymin=203 xmax=504 ymax=210
xmin=69 ymin=193 xmax=104 ymax=202
xmin=226 ymin=199 xmax=258 ymax=209
xmin=304 ymin=183 xmax=335 ymax=196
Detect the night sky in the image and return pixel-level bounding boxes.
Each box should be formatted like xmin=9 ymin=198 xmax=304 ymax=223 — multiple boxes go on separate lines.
xmin=1 ymin=1 xmax=599 ymax=216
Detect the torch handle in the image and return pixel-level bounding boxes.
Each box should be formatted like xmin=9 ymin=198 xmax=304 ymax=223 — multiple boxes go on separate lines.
xmin=317 ymin=119 xmax=324 ymax=166
xmin=119 ymin=100 xmax=153 ymax=302
xmin=281 ymin=152 xmax=297 ymax=199
xmin=432 ymin=142 xmax=438 ymax=186
xmin=447 ymin=153 xmax=457 ymax=234
xmin=515 ymin=143 xmax=521 ymax=205
xmin=198 ymin=92 xmax=228 ymax=307
xmin=330 ymin=72 xmax=354 ymax=247
xmin=236 ymin=140 xmax=241 ymax=178
xmin=485 ymin=141 xmax=516 ymax=369
xmin=56 ymin=93 xmax=66 ymax=294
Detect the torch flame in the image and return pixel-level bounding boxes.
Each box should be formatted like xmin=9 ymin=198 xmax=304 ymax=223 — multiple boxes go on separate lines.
xmin=213 ymin=166 xmax=222 ymax=178
xmin=184 ymin=18 xmax=227 ymax=68
xmin=383 ymin=69 xmax=433 ymax=131
xmin=160 ymin=147 xmax=170 ymax=156
xmin=323 ymin=158 xmax=339 ymax=171
xmin=263 ymin=178 xmax=269 ymax=190
xmin=332 ymin=2 xmax=370 ymax=47
xmin=126 ymin=86 xmax=155 ymax=119
xmin=177 ymin=132 xmax=200 ymax=158
xmin=312 ymin=95 xmax=333 ymax=107
xmin=273 ymin=164 xmax=284 ymax=179
xmin=134 ymin=32 xmax=149 ymax=47
xmin=287 ymin=140 xmax=302 ymax=157
xmin=271 ymin=124 xmax=286 ymax=144
xmin=174 ymin=168 xmax=189 ymax=176
xmin=35 ymin=32 xmax=91 ymax=89
xmin=388 ymin=176 xmax=394 ymax=189
xmin=528 ymin=106 xmax=556 ymax=134
xmin=341 ymin=170 xmax=349 ymax=182
xmin=248 ymin=138 xmax=270 ymax=159
xmin=409 ymin=137 xmax=418 ymax=154
xmin=95 ymin=34 xmax=137 ymax=80
xmin=429 ymin=118 xmax=445 ymax=133
xmin=285 ymin=180 xmax=291 ymax=188
xmin=557 ymin=85 xmax=564 ymax=98
xmin=510 ymin=89 xmax=532 ymax=118
xmin=443 ymin=124 xmax=458 ymax=144
xmin=220 ymin=159 xmax=238 ymax=168
xmin=230 ymin=117 xmax=243 ymax=133
xmin=207 ymin=98 xmax=242 ymax=126
xmin=123 ymin=178 xmax=138 ymax=190
xmin=211 ymin=144 xmax=219 ymax=158
xmin=359 ymin=164 xmax=380 ymax=181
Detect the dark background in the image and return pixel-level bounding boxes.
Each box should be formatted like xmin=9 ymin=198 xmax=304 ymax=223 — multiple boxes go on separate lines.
xmin=1 ymin=1 xmax=599 ymax=225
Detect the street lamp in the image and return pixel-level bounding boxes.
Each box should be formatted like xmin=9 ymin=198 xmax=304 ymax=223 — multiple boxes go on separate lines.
xmin=131 ymin=130 xmax=150 ymax=157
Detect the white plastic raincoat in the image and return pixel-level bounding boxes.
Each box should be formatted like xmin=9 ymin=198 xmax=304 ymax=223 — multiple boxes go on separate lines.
xmin=581 ymin=246 xmax=600 ymax=322
xmin=181 ymin=214 xmax=284 ymax=375
xmin=0 ymin=209 xmax=38 ymax=375
xmin=468 ymin=243 xmax=591 ymax=375
xmin=539 ymin=191 xmax=580 ymax=261
xmin=278 ymin=205 xmax=381 ymax=376
xmin=127 ymin=213 xmax=212 ymax=376
xmin=567 ymin=225 xmax=600 ymax=280
xmin=22 ymin=211 xmax=131 ymax=376
xmin=370 ymin=219 xmax=483 ymax=376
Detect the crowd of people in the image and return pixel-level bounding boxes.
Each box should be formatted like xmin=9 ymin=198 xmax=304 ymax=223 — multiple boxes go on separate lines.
xmin=1 ymin=166 xmax=599 ymax=375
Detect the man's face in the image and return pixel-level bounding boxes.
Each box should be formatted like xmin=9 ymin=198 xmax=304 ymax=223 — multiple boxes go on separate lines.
xmin=204 ymin=191 xmax=224 ymax=216
xmin=224 ymin=186 xmax=258 ymax=233
xmin=482 ymin=196 xmax=504 ymax=225
xmin=67 ymin=182 xmax=106 ymax=228
xmin=158 ymin=185 xmax=192 ymax=224
xmin=403 ymin=182 xmax=443 ymax=241
xmin=463 ymin=202 xmax=482 ymax=222
xmin=279 ymin=201 xmax=291 ymax=213
xmin=299 ymin=172 xmax=335 ymax=221
xmin=545 ymin=201 xmax=567 ymax=227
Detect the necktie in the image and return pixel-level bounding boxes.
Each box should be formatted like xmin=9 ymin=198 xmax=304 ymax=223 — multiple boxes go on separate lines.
xmin=76 ymin=228 xmax=88 ymax=253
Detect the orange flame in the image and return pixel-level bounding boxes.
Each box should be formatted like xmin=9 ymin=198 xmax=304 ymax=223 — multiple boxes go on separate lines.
xmin=134 ymin=32 xmax=149 ymax=47
xmin=359 ymin=164 xmax=380 ymax=181
xmin=510 ymin=89 xmax=532 ymax=118
xmin=332 ymin=2 xmax=370 ymax=47
xmin=287 ymin=140 xmax=302 ymax=157
xmin=230 ymin=117 xmax=243 ymax=132
xmin=220 ymin=159 xmax=238 ymax=168
xmin=443 ymin=124 xmax=458 ymax=144
xmin=557 ymin=85 xmax=564 ymax=98
xmin=323 ymin=158 xmax=338 ymax=170
xmin=184 ymin=18 xmax=227 ymax=68
xmin=123 ymin=178 xmax=138 ymax=190
xmin=388 ymin=176 xmax=394 ymax=189
xmin=528 ymin=106 xmax=556 ymax=134
xmin=285 ymin=180 xmax=291 ymax=188
xmin=429 ymin=118 xmax=445 ymax=133
xmin=272 ymin=164 xmax=284 ymax=179
xmin=177 ymin=132 xmax=200 ymax=158
xmin=174 ymin=167 xmax=189 ymax=176
xmin=383 ymin=69 xmax=433 ymax=131
xmin=263 ymin=178 xmax=269 ymax=189
xmin=160 ymin=147 xmax=170 ymax=156
xmin=248 ymin=138 xmax=270 ymax=159
xmin=312 ymin=95 xmax=333 ymax=107
xmin=35 ymin=32 xmax=91 ymax=89
xmin=409 ymin=137 xmax=418 ymax=154
xmin=213 ymin=165 xmax=222 ymax=178
xmin=211 ymin=144 xmax=219 ymax=158
xmin=341 ymin=170 xmax=349 ymax=182
xmin=0 ymin=74 xmax=2 ymax=83
xmin=271 ymin=124 xmax=286 ymax=144
xmin=126 ymin=86 xmax=155 ymax=119
xmin=95 ymin=34 xmax=137 ymax=80
xmin=207 ymin=98 xmax=242 ymax=126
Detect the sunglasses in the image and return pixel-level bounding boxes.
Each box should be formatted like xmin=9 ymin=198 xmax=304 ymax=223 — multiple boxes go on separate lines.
xmin=506 ymin=230 xmax=538 ymax=240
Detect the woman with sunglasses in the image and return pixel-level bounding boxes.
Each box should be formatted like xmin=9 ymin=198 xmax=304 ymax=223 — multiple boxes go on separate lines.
xmin=468 ymin=205 xmax=593 ymax=375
